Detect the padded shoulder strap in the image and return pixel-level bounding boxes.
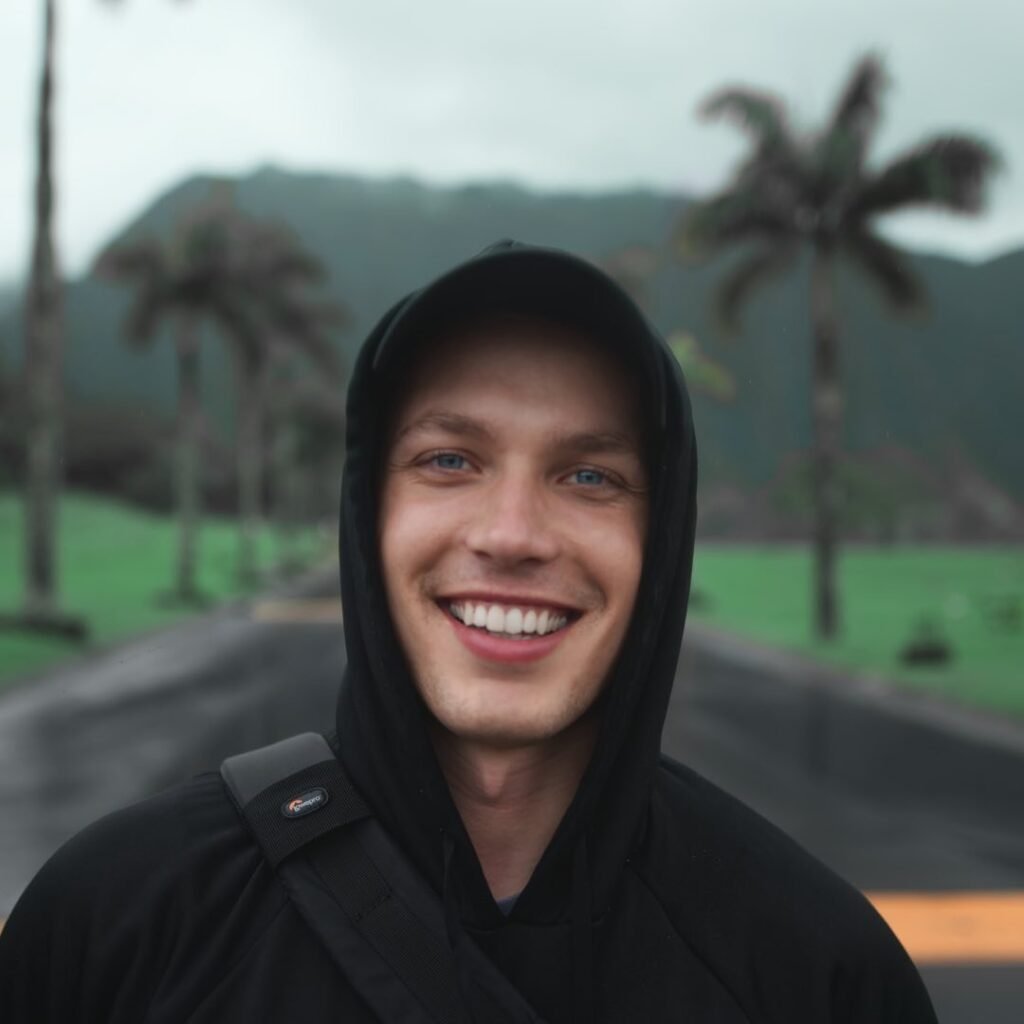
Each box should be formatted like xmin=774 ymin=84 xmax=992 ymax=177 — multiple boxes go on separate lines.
xmin=220 ymin=735 xmax=469 ymax=1022
xmin=221 ymin=732 xmax=372 ymax=867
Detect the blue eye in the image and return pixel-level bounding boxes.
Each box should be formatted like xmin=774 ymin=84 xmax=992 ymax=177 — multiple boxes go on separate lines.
xmin=431 ymin=452 xmax=467 ymax=471
xmin=572 ymin=468 xmax=607 ymax=486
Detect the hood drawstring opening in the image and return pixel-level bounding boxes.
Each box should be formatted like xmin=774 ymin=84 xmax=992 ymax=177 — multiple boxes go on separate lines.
xmin=571 ymin=836 xmax=596 ymax=1024
xmin=442 ymin=829 xmax=593 ymax=1024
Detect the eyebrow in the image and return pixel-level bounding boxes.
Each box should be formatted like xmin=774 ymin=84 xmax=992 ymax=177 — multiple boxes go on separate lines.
xmin=394 ymin=412 xmax=492 ymax=444
xmin=393 ymin=411 xmax=642 ymax=456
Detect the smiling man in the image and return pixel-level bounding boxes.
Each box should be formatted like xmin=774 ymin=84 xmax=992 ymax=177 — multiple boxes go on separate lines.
xmin=379 ymin=315 xmax=649 ymax=902
xmin=0 ymin=241 xmax=936 ymax=1022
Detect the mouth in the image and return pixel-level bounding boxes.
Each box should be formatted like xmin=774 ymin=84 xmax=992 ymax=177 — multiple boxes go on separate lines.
xmin=442 ymin=599 xmax=579 ymax=639
xmin=437 ymin=598 xmax=581 ymax=663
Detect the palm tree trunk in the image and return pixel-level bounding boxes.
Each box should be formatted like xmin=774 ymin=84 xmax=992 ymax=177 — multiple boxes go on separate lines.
xmin=272 ymin=419 xmax=304 ymax=574
xmin=267 ymin=391 xmax=290 ymax=569
xmin=174 ymin=315 xmax=202 ymax=601
xmin=22 ymin=0 xmax=69 ymax=627
xmin=236 ymin=350 xmax=265 ymax=586
xmin=809 ymin=247 xmax=843 ymax=640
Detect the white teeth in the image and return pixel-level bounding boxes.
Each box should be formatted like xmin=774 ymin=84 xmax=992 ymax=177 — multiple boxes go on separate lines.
xmin=448 ymin=601 xmax=571 ymax=637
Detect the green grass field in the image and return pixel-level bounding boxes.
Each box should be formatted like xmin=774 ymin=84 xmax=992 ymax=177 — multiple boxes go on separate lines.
xmin=1 ymin=493 xmax=1021 ymax=718
xmin=0 ymin=491 xmax=330 ymax=688
xmin=690 ymin=544 xmax=1024 ymax=718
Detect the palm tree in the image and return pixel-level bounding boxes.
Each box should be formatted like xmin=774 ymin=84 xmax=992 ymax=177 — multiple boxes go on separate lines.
xmin=676 ymin=54 xmax=1000 ymax=639
xmin=95 ymin=201 xmax=253 ymax=602
xmin=102 ymin=199 xmax=343 ymax=591
xmin=218 ymin=222 xmax=344 ymax=584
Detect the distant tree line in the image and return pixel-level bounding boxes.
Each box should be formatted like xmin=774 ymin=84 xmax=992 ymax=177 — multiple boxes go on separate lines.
xmin=2 ymin=14 xmax=1002 ymax=652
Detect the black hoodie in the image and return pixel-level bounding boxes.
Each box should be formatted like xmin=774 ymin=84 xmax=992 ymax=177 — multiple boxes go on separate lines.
xmin=0 ymin=242 xmax=936 ymax=1023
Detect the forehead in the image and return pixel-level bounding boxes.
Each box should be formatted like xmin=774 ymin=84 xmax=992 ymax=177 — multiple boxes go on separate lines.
xmin=385 ymin=314 xmax=646 ymax=439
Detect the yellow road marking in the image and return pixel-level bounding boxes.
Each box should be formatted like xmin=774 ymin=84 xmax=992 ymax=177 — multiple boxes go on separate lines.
xmin=867 ymin=892 xmax=1024 ymax=964
xmin=251 ymin=598 xmax=343 ymax=624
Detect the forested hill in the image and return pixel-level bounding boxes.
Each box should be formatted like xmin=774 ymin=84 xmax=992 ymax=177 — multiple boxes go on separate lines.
xmin=2 ymin=166 xmax=1022 ymax=514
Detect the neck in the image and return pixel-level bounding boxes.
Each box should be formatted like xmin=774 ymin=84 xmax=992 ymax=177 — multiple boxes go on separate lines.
xmin=432 ymin=716 xmax=597 ymax=901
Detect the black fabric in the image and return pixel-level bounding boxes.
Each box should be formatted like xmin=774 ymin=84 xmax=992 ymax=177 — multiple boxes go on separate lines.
xmin=0 ymin=760 xmax=937 ymax=1021
xmin=0 ymin=240 xmax=938 ymax=1023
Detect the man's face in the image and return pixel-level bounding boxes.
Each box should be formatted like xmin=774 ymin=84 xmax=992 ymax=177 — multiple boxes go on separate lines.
xmin=378 ymin=317 xmax=648 ymax=749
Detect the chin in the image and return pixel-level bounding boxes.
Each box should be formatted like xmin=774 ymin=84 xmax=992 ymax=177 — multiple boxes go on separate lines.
xmin=426 ymin=677 xmax=596 ymax=749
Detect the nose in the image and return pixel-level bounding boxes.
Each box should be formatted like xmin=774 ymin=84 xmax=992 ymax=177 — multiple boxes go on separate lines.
xmin=463 ymin=466 xmax=561 ymax=567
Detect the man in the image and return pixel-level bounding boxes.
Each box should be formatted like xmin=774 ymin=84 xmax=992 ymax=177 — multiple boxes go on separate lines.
xmin=0 ymin=241 xmax=935 ymax=1021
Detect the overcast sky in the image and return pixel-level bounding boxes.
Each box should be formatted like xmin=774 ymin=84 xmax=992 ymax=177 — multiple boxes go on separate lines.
xmin=2 ymin=0 xmax=1021 ymax=281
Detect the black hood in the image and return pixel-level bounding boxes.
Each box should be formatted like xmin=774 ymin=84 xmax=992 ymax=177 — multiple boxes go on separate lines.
xmin=335 ymin=240 xmax=698 ymax=930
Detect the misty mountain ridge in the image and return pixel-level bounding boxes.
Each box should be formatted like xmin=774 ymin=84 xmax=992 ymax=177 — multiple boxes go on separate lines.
xmin=2 ymin=166 xmax=1022 ymax=537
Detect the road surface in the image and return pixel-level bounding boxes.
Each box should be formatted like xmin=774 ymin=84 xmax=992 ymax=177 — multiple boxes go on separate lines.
xmin=1 ymin=572 xmax=1021 ymax=1020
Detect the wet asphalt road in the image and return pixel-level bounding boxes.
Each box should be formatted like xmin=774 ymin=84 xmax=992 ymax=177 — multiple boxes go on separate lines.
xmin=1 ymin=569 xmax=1021 ymax=1021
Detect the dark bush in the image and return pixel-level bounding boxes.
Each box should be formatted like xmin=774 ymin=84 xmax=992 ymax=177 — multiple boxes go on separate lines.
xmin=899 ymin=616 xmax=954 ymax=667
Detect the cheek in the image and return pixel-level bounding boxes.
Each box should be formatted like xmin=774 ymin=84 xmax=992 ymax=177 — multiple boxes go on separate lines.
xmin=378 ymin=481 xmax=419 ymax=598
xmin=379 ymin=483 xmax=454 ymax=589
xmin=578 ymin=509 xmax=647 ymax=595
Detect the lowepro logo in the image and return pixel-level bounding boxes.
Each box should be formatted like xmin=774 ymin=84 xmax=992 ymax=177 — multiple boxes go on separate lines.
xmin=281 ymin=787 xmax=329 ymax=819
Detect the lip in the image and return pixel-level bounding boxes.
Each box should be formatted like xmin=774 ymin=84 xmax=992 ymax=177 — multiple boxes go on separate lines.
xmin=444 ymin=606 xmax=574 ymax=664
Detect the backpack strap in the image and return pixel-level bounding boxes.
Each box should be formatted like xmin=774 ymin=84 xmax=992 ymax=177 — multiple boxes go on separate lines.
xmin=222 ymin=732 xmax=372 ymax=867
xmin=221 ymin=734 xmax=468 ymax=1024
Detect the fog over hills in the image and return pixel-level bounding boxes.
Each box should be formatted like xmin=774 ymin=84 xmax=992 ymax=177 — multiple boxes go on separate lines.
xmin=2 ymin=166 xmax=1022 ymax=532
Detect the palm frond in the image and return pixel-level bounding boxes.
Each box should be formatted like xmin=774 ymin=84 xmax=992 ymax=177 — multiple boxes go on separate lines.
xmin=852 ymin=135 xmax=1001 ymax=218
xmin=713 ymin=243 xmax=798 ymax=333
xmin=264 ymin=295 xmax=345 ymax=379
xmin=843 ymin=230 xmax=926 ymax=312
xmin=210 ymin=290 xmax=265 ymax=361
xmin=675 ymin=191 xmax=794 ymax=261
xmin=243 ymin=223 xmax=326 ymax=286
xmin=820 ymin=53 xmax=888 ymax=175
xmin=93 ymin=239 xmax=165 ymax=282
xmin=700 ymin=88 xmax=795 ymax=157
